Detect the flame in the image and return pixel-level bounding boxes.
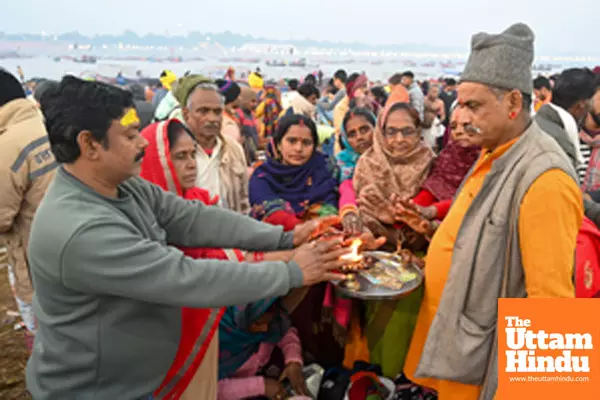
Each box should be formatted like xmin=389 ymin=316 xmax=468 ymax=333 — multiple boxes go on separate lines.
xmin=341 ymin=239 xmax=363 ymax=262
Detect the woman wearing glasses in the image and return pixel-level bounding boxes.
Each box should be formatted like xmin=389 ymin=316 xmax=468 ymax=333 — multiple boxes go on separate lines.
xmin=351 ymin=102 xmax=434 ymax=381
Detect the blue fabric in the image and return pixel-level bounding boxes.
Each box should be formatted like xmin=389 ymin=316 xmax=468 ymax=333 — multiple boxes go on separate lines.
xmin=335 ymin=110 xmax=376 ymax=182
xmin=249 ymin=143 xmax=339 ymax=220
xmin=218 ymin=298 xmax=290 ymax=379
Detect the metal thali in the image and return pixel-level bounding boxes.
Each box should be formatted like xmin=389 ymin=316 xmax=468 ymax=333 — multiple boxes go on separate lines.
xmin=332 ymin=251 xmax=424 ymax=300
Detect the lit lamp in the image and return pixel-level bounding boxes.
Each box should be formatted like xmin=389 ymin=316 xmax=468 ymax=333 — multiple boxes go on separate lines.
xmin=339 ymin=239 xmax=363 ymax=290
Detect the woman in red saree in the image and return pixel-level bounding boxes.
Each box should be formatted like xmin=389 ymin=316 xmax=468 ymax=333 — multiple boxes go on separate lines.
xmin=139 ymin=119 xmax=293 ymax=399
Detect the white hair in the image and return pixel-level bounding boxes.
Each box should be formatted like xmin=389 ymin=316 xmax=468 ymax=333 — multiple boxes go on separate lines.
xmin=186 ymin=82 xmax=225 ymax=109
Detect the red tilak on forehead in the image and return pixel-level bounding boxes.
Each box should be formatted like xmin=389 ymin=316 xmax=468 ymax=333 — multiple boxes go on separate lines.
xmin=298 ymin=119 xmax=305 ymax=126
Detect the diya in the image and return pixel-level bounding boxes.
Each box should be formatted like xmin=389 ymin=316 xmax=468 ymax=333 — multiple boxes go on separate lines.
xmin=338 ymin=239 xmax=364 ymax=291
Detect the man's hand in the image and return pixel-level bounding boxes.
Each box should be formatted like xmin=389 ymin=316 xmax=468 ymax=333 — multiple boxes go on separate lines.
xmin=280 ymin=362 xmax=309 ymax=396
xmin=264 ymin=378 xmax=286 ymax=400
xmin=292 ymin=216 xmax=342 ymax=246
xmin=292 ymin=239 xmax=350 ymax=285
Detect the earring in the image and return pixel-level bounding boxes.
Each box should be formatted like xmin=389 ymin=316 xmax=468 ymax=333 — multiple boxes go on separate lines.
xmin=509 ymin=111 xmax=517 ymax=120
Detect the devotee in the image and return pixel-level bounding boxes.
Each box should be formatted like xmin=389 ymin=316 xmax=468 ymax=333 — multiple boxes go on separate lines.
xmin=127 ymin=83 xmax=155 ymax=130
xmin=581 ymin=75 xmax=600 ymax=192
xmin=281 ymin=83 xmax=320 ymax=120
xmin=369 ymin=86 xmax=388 ymax=109
xmin=32 ymin=79 xmax=58 ymax=109
xmin=282 ymin=79 xmax=300 ymax=110
xmin=354 ymin=102 xmax=434 ymax=249
xmin=0 ymin=70 xmax=57 ymax=351
xmin=317 ymin=69 xmax=348 ymax=114
xmin=424 ymin=84 xmax=446 ymax=122
xmin=421 ymin=104 xmax=446 ymax=151
xmin=139 ymin=119 xmax=298 ymax=398
xmin=249 ymin=114 xmax=343 ymax=368
xmin=386 ymin=73 xmax=410 ymax=108
xmin=404 ymin=23 xmax=583 ymax=400
xmin=215 ymin=79 xmax=243 ymax=144
xmin=250 ymin=114 xmax=339 ymax=230
xmin=439 ymin=78 xmax=457 ymax=126
xmin=335 ymin=108 xmax=377 ymax=369
xmin=401 ymin=71 xmax=425 ymax=119
xmin=218 ymin=297 xmax=308 ymax=400
xmin=237 ymin=86 xmax=261 ymax=166
xmin=248 ymin=70 xmax=264 ymax=93
xmin=153 ymin=69 xmax=177 ymax=107
xmin=177 ymin=75 xmax=250 ymax=213
xmin=255 ymin=85 xmax=283 ymax=141
xmin=26 ymin=76 xmax=350 ymax=399
xmin=337 ymin=108 xmax=377 ymax=236
xmin=333 ymin=73 xmax=360 ymax=154
xmin=353 ymin=102 xmax=434 ymax=379
xmin=535 ymin=68 xmax=597 ymax=180
xmin=138 ymin=118 xmax=243 ymax=399
xmin=532 ymin=75 xmax=552 ymax=112
xmin=404 ymin=106 xmax=482 ymax=223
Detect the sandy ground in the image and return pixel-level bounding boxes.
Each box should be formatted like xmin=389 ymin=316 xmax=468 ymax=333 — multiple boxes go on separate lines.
xmin=0 ymin=265 xmax=31 ymax=399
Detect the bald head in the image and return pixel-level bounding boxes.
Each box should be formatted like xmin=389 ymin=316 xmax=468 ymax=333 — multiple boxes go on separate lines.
xmin=239 ymin=86 xmax=258 ymax=111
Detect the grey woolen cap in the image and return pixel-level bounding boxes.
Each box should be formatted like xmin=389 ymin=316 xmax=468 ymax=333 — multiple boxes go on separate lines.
xmin=461 ymin=23 xmax=535 ymax=95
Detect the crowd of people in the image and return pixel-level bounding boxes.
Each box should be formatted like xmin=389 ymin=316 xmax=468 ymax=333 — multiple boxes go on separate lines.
xmin=1 ymin=21 xmax=600 ymax=400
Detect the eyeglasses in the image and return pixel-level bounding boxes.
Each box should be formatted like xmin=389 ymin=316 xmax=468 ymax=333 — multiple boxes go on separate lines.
xmin=384 ymin=127 xmax=419 ymax=138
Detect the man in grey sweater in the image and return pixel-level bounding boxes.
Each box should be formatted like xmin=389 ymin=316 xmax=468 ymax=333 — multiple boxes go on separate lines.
xmin=26 ymin=76 xmax=349 ymax=399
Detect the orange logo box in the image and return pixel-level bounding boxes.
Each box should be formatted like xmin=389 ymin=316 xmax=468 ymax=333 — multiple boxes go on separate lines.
xmin=498 ymin=299 xmax=600 ymax=399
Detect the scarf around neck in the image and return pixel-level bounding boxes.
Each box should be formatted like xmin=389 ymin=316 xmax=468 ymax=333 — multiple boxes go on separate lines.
xmin=421 ymin=139 xmax=480 ymax=201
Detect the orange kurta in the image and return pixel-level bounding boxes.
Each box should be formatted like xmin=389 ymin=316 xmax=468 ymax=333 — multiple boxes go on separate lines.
xmin=404 ymin=138 xmax=583 ymax=399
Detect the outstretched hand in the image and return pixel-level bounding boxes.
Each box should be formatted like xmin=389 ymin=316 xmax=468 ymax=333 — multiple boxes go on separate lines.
xmin=292 ymin=216 xmax=342 ymax=246
xmin=292 ymin=239 xmax=350 ymax=285
xmin=391 ymin=197 xmax=435 ymax=236
xmin=358 ymin=189 xmax=395 ymax=225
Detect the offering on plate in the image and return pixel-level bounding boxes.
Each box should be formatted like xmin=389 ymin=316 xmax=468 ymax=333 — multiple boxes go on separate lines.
xmin=332 ymin=250 xmax=425 ymax=300
xmin=339 ymin=274 xmax=361 ymax=291
xmin=359 ymin=252 xmax=420 ymax=290
xmin=339 ymin=239 xmax=365 ymax=272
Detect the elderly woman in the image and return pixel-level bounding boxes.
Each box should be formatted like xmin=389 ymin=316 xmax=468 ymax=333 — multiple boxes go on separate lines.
xmin=352 ymin=102 xmax=435 ymax=379
xmin=406 ymin=107 xmax=482 ymax=223
xmin=354 ymin=102 xmax=435 ymax=249
xmin=139 ymin=119 xmax=294 ymax=399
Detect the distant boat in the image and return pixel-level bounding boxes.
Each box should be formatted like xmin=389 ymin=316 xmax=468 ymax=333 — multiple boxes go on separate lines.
xmin=289 ymin=58 xmax=307 ymax=68
xmin=0 ymin=51 xmax=21 ymax=59
xmin=74 ymin=55 xmax=97 ymax=64
xmin=266 ymin=60 xmax=286 ymax=67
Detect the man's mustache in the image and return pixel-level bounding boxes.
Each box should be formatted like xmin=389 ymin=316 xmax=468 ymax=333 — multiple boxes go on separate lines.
xmin=134 ymin=150 xmax=145 ymax=163
xmin=204 ymin=123 xmax=220 ymax=130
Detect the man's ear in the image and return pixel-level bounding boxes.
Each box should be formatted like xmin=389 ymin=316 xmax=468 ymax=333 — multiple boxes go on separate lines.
xmin=76 ymin=130 xmax=102 ymax=161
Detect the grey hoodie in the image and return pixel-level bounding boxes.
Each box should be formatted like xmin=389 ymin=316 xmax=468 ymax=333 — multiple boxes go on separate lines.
xmin=26 ymin=167 xmax=302 ymax=399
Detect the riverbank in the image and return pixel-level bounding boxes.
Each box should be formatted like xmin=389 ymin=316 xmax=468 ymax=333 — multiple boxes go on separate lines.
xmin=0 ymin=264 xmax=30 ymax=400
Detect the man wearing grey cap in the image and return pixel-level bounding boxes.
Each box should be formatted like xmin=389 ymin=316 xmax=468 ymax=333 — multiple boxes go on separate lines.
xmin=404 ymin=23 xmax=583 ymax=400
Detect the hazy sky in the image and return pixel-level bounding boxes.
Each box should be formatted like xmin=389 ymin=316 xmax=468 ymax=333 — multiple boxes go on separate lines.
xmin=3 ymin=0 xmax=595 ymax=54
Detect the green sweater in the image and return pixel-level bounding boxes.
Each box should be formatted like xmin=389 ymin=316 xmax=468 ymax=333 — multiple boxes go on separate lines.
xmin=26 ymin=167 xmax=302 ymax=399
